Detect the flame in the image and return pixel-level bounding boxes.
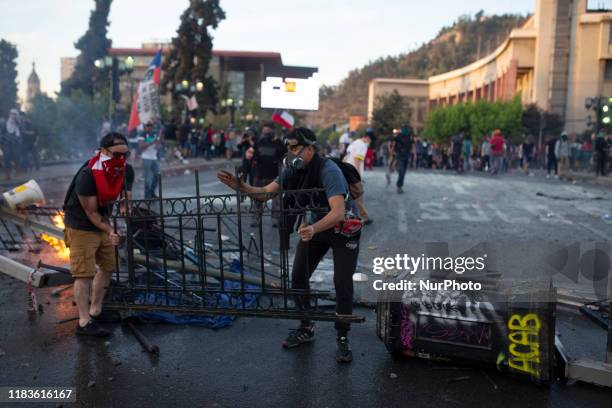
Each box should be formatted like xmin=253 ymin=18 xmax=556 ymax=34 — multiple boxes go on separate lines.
xmin=40 ymin=211 xmax=69 ymax=260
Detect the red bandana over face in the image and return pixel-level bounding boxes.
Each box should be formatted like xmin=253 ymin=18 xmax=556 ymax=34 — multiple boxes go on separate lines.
xmin=88 ymin=152 xmax=126 ymax=206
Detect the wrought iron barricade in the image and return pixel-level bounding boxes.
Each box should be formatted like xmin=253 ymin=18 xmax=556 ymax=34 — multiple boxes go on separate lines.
xmin=104 ymin=171 xmax=365 ymax=324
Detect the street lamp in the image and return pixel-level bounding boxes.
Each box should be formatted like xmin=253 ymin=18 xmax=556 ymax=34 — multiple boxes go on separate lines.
xmin=94 ymin=55 xmax=135 ymax=128
xmin=222 ymin=98 xmax=243 ymax=128
xmin=174 ymin=79 xmax=205 ymax=123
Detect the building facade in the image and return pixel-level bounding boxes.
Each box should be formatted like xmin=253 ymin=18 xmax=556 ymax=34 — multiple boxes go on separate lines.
xmin=24 ymin=62 xmax=41 ymax=112
xmin=61 ymin=43 xmax=317 ymax=113
xmin=368 ymin=0 xmax=612 ymax=135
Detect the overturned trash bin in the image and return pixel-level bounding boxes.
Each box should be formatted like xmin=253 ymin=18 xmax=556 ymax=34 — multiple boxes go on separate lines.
xmin=376 ymin=272 xmax=556 ymax=386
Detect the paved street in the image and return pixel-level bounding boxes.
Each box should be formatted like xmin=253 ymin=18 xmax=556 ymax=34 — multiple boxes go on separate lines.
xmin=1 ymin=165 xmax=612 ymax=407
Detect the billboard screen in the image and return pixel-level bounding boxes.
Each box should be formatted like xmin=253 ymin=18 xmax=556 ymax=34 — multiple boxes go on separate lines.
xmin=260 ymin=74 xmax=319 ymax=111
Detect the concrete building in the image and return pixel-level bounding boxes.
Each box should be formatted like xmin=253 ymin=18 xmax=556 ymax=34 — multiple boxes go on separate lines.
xmin=367 ymin=0 xmax=612 ymax=135
xmin=61 ymin=43 xmax=317 ymax=112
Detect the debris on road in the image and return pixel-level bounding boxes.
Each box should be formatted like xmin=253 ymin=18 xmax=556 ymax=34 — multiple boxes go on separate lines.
xmin=389 ymin=373 xmax=398 ymax=379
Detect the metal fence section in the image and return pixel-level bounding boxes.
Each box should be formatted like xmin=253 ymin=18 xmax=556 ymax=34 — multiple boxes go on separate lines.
xmin=104 ymin=171 xmax=365 ymax=324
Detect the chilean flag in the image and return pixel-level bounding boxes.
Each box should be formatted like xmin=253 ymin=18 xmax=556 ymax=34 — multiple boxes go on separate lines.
xmin=272 ymin=110 xmax=295 ymax=129
xmin=128 ymin=49 xmax=162 ymax=132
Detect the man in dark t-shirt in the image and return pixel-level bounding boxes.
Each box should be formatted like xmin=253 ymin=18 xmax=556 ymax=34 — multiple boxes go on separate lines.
xmin=64 ymin=133 xmax=134 ymax=338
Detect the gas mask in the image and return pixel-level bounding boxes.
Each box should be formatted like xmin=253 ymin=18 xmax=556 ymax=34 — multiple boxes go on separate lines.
xmin=285 ymin=146 xmax=306 ymax=170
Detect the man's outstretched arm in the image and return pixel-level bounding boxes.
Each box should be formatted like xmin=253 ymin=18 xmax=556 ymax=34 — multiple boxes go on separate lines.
xmin=217 ymin=170 xmax=279 ymax=201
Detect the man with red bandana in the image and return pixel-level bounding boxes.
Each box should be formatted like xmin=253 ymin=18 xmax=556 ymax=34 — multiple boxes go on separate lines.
xmin=63 ymin=133 xmax=134 ymax=337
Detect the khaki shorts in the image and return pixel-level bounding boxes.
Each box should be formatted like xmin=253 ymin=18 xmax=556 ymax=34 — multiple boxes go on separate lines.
xmin=65 ymin=227 xmax=117 ymax=278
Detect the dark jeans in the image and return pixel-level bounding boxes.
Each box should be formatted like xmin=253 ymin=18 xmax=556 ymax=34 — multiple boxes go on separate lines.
xmin=396 ymin=157 xmax=409 ymax=188
xmin=547 ymin=156 xmax=558 ymax=175
xmin=143 ymin=159 xmax=159 ymax=199
xmin=293 ymin=229 xmax=360 ymax=337
xmin=595 ymin=152 xmax=607 ymax=176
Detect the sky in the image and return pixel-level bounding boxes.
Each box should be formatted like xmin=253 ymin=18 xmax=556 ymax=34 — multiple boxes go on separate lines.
xmin=0 ymin=0 xmax=535 ymax=102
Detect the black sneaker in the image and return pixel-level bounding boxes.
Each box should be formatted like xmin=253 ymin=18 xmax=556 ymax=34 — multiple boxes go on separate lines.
xmin=397 ymin=187 xmax=404 ymax=194
xmin=282 ymin=326 xmax=315 ymax=348
xmin=76 ymin=320 xmax=111 ymax=337
xmin=363 ymin=219 xmax=373 ymax=226
xmin=336 ymin=337 xmax=353 ymax=363
xmin=90 ymin=310 xmax=121 ymax=324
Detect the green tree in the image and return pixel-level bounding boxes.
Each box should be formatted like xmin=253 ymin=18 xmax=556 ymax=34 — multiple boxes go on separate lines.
xmin=161 ymin=0 xmax=225 ymax=117
xmin=371 ymin=90 xmax=412 ymax=136
xmin=423 ymin=97 xmax=525 ymax=146
xmin=0 ymin=39 xmax=18 ymax=117
xmin=29 ymin=91 xmax=107 ymax=157
xmin=61 ymin=0 xmax=113 ymax=96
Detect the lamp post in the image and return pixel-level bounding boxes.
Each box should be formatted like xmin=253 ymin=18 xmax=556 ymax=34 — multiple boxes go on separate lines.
xmin=221 ymin=98 xmax=243 ymax=128
xmin=174 ymin=79 xmax=205 ymax=124
xmin=94 ymin=55 xmax=134 ymax=128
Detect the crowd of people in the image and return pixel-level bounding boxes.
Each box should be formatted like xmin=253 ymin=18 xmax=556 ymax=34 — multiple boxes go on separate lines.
xmin=337 ymin=127 xmax=612 ymax=183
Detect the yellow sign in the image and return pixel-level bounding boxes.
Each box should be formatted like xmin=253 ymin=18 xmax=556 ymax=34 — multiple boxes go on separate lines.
xmin=284 ymin=81 xmax=296 ymax=93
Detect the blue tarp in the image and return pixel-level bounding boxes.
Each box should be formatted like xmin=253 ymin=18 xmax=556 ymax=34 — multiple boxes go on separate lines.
xmin=135 ymin=260 xmax=258 ymax=329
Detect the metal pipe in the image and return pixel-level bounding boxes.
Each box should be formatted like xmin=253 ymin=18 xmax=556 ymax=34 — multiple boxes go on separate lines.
xmin=132 ymin=253 xmax=278 ymax=288
xmin=126 ymin=321 xmax=160 ymax=354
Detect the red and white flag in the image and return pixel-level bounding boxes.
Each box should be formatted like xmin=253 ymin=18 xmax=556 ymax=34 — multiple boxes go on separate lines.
xmin=128 ymin=49 xmax=162 ymax=132
xmin=272 ymin=110 xmax=295 ymax=129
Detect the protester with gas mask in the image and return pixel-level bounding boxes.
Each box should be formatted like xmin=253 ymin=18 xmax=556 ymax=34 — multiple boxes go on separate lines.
xmin=63 ymin=133 xmax=134 ymax=337
xmin=217 ymin=127 xmax=361 ymax=363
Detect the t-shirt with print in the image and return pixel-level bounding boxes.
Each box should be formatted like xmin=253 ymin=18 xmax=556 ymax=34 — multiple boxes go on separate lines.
xmin=344 ymin=138 xmax=368 ymax=174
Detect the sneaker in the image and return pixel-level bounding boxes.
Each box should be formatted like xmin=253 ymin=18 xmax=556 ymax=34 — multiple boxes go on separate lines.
xmin=90 ymin=309 xmax=121 ymax=324
xmin=385 ymin=173 xmax=391 ymax=185
xmin=282 ymin=326 xmax=315 ymax=348
xmin=76 ymin=319 xmax=111 ymax=337
xmin=397 ymin=187 xmax=404 ymax=194
xmin=336 ymin=337 xmax=353 ymax=363
xmin=363 ymin=219 xmax=373 ymax=226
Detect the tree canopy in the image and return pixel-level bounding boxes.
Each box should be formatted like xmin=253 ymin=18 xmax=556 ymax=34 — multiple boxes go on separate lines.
xmin=371 ymin=90 xmax=412 ymax=136
xmin=161 ymin=0 xmax=225 ymax=117
xmin=61 ymin=0 xmax=113 ymax=96
xmin=0 ymin=39 xmax=18 ymax=117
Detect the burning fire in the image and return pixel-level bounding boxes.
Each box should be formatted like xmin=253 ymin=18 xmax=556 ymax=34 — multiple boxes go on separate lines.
xmin=40 ymin=211 xmax=69 ymax=261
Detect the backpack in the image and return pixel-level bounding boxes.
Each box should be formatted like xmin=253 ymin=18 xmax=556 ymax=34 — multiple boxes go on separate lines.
xmin=327 ymin=156 xmax=364 ymax=199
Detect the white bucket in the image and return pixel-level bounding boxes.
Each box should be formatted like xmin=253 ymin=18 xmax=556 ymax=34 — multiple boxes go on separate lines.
xmin=2 ymin=180 xmax=46 ymax=209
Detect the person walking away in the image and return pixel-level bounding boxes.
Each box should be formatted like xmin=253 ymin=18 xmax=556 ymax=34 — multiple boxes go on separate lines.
xmin=594 ymin=132 xmax=608 ymax=176
xmin=217 ymin=127 xmax=361 ymax=363
xmin=344 ymin=131 xmax=372 ymax=224
xmin=253 ymin=123 xmax=286 ymax=226
xmin=138 ymin=122 xmax=161 ymax=199
xmin=451 ymin=131 xmax=464 ymax=173
xmin=521 ymin=134 xmax=535 ymax=175
xmin=190 ymin=126 xmax=199 ymax=158
xmin=546 ymin=134 xmax=558 ymax=178
xmin=63 ymin=132 xmax=134 ymax=337
xmin=393 ymin=125 xmax=413 ymax=194
xmin=225 ymin=129 xmax=236 ymax=160
xmin=489 ymin=129 xmax=505 ymax=175
xmin=555 ymin=132 xmax=571 ymax=179
xmin=385 ymin=131 xmax=397 ymax=184
xmin=163 ymin=119 xmax=178 ymax=163
xmin=338 ymin=131 xmax=353 ymax=161
xmin=179 ymin=120 xmax=191 ymax=158
xmin=462 ymin=135 xmax=472 ymax=172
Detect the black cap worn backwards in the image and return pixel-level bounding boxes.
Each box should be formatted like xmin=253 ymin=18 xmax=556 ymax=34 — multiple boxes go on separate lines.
xmin=100 ymin=132 xmax=128 ymax=148
xmin=285 ymin=127 xmax=317 ymax=147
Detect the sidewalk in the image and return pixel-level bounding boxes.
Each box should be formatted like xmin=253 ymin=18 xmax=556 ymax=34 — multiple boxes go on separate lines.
xmin=0 ymin=157 xmax=235 ymax=189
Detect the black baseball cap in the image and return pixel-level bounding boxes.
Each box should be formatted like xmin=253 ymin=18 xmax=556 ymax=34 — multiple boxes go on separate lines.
xmin=285 ymin=127 xmax=317 ymax=147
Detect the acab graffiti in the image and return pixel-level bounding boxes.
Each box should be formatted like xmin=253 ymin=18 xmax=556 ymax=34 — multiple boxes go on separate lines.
xmin=506 ymin=313 xmax=542 ymax=377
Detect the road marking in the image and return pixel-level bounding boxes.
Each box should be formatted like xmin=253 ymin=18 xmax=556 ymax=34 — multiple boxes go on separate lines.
xmin=420 ymin=202 xmax=451 ymax=220
xmin=456 ymin=203 xmax=490 ymax=222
